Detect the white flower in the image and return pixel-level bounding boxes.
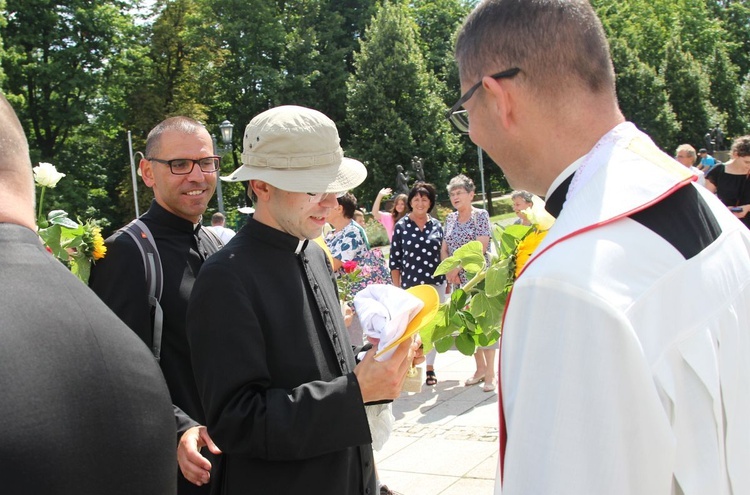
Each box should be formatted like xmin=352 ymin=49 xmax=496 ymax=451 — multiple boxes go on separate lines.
xmin=33 ymin=162 xmax=65 ymax=188
xmin=521 ymin=198 xmax=555 ymax=231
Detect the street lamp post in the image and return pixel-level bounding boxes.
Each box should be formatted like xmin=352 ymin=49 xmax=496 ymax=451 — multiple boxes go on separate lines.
xmin=212 ymin=119 xmax=234 ymax=214
xmin=127 ymin=130 xmax=142 ymax=217
xmin=478 ymin=145 xmax=487 ymax=211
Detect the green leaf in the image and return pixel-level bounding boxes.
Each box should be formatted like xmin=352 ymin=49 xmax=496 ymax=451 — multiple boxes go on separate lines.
xmin=431 ymin=321 xmax=457 ymax=342
xmin=455 ymin=332 xmax=476 ymax=356
xmin=47 ymin=210 xmax=80 ymax=230
xmin=434 ymin=335 xmax=455 ymax=353
xmin=503 ymin=224 xmax=533 ymax=239
xmin=470 ymin=292 xmax=503 ymax=334
xmin=451 ymin=240 xmax=486 ymax=274
xmin=485 ymin=259 xmax=510 ymax=297
xmin=425 ymin=305 xmax=454 ymax=344
xmin=434 ymin=256 xmax=462 ymax=276
xmin=69 ymin=255 xmax=91 ymax=285
xmin=419 ymin=309 xmax=440 ymax=354
xmin=457 ymin=310 xmax=476 ymax=331
xmin=450 ymin=288 xmax=468 ymax=312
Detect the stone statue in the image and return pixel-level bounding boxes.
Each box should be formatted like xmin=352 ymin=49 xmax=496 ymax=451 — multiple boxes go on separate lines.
xmin=395 ymin=165 xmax=410 ymax=195
xmin=704 ymin=132 xmax=714 ymax=154
xmin=713 ymin=125 xmax=724 ymax=151
xmin=411 ymin=156 xmax=425 ymax=182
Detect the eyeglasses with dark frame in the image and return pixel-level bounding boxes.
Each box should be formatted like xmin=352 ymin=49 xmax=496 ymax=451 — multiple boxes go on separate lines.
xmin=147 ymin=156 xmax=221 ymax=175
xmin=306 ymin=191 xmax=347 ymax=203
xmin=446 ymin=67 xmax=522 ymax=134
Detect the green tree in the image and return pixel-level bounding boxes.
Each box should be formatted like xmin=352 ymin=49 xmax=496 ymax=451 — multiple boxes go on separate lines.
xmin=1 ymin=0 xmax=136 ymax=160
xmin=311 ymin=0 xmax=379 ymax=130
xmin=0 ymin=0 xmax=5 ymax=86
xmin=347 ymin=0 xmax=462 ymax=204
xmin=610 ymin=37 xmax=680 ymax=150
xmin=661 ymin=38 xmax=718 ymax=148
xmin=1 ymin=0 xmax=143 ymax=229
xmin=707 ymin=45 xmax=745 ymax=140
xmin=739 ymin=72 xmax=750 ymax=132
xmin=129 ymin=0 xmax=221 ymax=129
xmin=411 ymin=0 xmax=472 ymax=84
xmin=709 ymin=0 xmax=750 ymax=79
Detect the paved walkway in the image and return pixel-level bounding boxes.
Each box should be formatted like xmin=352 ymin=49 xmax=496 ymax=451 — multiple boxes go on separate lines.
xmin=374 ymin=349 xmax=499 ymax=494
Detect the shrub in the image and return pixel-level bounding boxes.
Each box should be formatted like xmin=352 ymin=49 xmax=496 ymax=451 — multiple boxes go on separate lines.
xmin=364 ymin=217 xmax=389 ymax=247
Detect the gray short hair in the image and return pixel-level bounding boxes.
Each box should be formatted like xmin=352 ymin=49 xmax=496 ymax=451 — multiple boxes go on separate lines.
xmin=675 ymin=144 xmax=696 ymax=158
xmin=447 ymin=174 xmax=475 ymax=194
xmin=511 ymin=190 xmax=534 ymax=204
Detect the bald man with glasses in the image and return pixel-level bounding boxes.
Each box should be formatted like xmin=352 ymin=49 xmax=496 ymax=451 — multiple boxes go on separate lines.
xmin=90 ymin=116 xmax=223 ymax=495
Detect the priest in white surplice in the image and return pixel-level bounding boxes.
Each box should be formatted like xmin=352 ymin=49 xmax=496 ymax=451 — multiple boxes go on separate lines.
xmin=448 ymin=1 xmax=750 ymax=494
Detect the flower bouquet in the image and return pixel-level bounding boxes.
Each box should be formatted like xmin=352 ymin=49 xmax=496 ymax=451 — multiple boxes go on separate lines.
xmin=420 ymin=200 xmax=555 ymax=356
xmin=34 ymin=162 xmax=106 ymax=284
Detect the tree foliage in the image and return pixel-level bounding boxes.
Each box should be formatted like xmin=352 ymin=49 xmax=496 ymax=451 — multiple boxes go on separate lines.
xmin=2 ymin=0 xmax=749 ymax=231
xmin=593 ymin=0 xmax=745 ymax=152
xmin=347 ymin=0 xmax=461 ymax=204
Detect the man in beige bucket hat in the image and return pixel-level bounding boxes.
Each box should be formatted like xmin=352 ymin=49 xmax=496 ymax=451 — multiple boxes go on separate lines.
xmin=187 ymin=105 xmax=421 ymax=495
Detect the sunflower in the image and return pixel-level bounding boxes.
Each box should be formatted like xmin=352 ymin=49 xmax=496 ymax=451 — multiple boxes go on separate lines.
xmin=81 ymin=221 xmax=107 ymax=261
xmin=514 ymin=230 xmax=548 ymax=279
xmin=91 ymin=226 xmax=107 ymax=260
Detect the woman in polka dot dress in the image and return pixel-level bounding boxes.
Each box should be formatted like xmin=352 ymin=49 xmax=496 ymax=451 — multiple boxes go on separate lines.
xmin=441 ymin=175 xmax=497 ymax=393
xmin=389 ymin=181 xmax=446 ymax=386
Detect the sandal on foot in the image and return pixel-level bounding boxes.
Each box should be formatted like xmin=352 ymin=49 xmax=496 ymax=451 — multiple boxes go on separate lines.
xmin=425 ymin=370 xmax=437 ymax=386
xmin=465 ymin=374 xmax=485 ymax=386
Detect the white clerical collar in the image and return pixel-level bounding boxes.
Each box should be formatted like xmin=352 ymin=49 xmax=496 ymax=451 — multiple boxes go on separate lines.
xmin=545 ymin=122 xmax=637 ymax=203
xmin=294 ymin=239 xmax=306 ymax=255
xmin=546 ymin=157 xmax=583 ymax=201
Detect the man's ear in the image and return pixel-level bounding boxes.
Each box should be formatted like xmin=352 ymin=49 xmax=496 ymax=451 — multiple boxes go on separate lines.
xmin=482 ymin=75 xmax=516 ymax=131
xmin=250 ymin=180 xmax=272 ymax=201
xmin=140 ymin=158 xmax=155 ymax=187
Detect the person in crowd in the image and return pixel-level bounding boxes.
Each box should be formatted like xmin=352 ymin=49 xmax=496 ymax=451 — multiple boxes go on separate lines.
xmin=90 ymin=116 xmax=222 ymax=494
xmin=441 ymin=174 xmax=496 ymax=392
xmin=326 ymin=192 xmax=368 ymax=269
xmin=327 ymin=192 xmax=391 ymax=344
xmin=510 ymin=190 xmax=534 ymax=225
xmin=207 ymin=211 xmax=236 ymax=244
xmin=371 ymin=187 xmax=408 ymax=241
xmin=0 ymin=92 xmax=176 ymax=494
xmin=326 ymin=192 xmax=370 ymax=345
xmin=705 ymin=135 xmax=750 ymax=228
xmin=674 ymin=144 xmax=705 ymax=186
xmin=697 ymin=147 xmax=717 ymax=172
xmin=186 ymin=105 xmax=420 ymax=495
xmin=389 ymin=181 xmax=446 ymax=386
xmin=353 ymin=208 xmax=366 ymax=227
xmin=450 ymin=1 xmax=750 ymax=493
xmin=352 ymin=209 xmax=371 ymax=248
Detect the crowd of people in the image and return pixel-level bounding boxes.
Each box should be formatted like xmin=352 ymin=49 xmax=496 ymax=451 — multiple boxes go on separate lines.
xmin=3 ymin=1 xmax=750 ymax=494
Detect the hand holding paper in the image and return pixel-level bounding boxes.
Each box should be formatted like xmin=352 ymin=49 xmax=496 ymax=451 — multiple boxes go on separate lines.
xmin=354 ymin=285 xmax=439 ymax=361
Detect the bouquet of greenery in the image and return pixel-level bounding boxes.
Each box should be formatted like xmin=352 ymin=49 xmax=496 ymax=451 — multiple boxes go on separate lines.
xmin=420 ymin=203 xmax=555 ymax=355
xmin=34 ymin=162 xmax=107 ymax=284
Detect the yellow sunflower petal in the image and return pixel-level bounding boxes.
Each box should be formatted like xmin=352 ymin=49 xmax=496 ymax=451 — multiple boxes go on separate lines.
xmin=514 ymin=230 xmax=548 ymax=278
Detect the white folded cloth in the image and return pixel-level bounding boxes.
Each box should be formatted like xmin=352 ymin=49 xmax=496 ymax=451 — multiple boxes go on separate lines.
xmin=353 ymin=284 xmax=424 ymax=362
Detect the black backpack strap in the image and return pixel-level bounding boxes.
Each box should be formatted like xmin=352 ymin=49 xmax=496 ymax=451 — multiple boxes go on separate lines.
xmin=122 ymin=219 xmax=164 ymax=362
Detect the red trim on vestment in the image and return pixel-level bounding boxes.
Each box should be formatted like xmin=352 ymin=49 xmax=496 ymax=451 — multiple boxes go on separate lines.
xmin=496 ymin=178 xmax=694 ymax=484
